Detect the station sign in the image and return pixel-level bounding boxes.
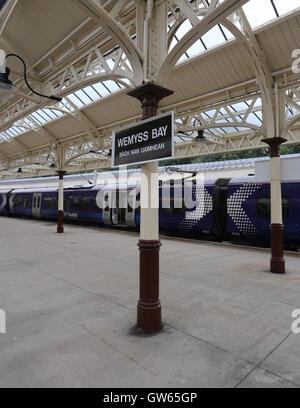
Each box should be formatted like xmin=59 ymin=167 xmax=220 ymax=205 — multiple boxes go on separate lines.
xmin=112 ymin=111 xmax=174 ymax=167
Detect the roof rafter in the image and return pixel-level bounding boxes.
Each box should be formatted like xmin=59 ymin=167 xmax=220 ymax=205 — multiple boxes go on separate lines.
xmin=158 ymin=0 xmax=250 ymax=83
xmin=0 ymin=0 xmax=18 ymax=36
xmin=77 ymin=0 xmax=144 ymax=83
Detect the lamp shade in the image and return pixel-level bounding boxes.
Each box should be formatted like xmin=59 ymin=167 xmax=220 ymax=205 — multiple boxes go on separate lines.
xmin=0 ymin=68 xmax=16 ymax=103
xmin=0 ymin=53 xmax=62 ymax=103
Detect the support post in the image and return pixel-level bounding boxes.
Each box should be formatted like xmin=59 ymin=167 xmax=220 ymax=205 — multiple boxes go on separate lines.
xmin=262 ymin=137 xmax=287 ymax=274
xmin=57 ymin=170 xmax=66 ymax=234
xmin=128 ymin=83 xmax=173 ymax=333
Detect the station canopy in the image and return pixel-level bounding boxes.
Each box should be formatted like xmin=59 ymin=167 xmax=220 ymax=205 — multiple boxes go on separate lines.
xmin=0 ymin=0 xmax=300 ymax=179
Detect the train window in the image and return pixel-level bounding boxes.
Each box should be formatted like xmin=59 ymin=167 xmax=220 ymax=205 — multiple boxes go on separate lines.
xmin=91 ymin=197 xmax=99 ymax=211
xmin=162 ymin=197 xmax=186 ymax=214
xmin=33 ymin=196 xmax=36 ymax=208
xmin=64 ymin=199 xmax=70 ymax=210
xmin=43 ymin=197 xmax=53 ymax=209
xmin=257 ymin=198 xmax=289 ymax=219
xmin=14 ymin=195 xmax=23 ymax=208
xmin=71 ymin=196 xmax=90 ymax=211
xmin=23 ymin=196 xmax=31 ymax=209
xmin=282 ymin=199 xmax=289 ymax=219
xmin=257 ymin=198 xmax=270 ymax=218
xmin=173 ymin=197 xmax=187 ymax=214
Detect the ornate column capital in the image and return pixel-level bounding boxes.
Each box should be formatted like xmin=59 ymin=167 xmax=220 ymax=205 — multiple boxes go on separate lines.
xmin=127 ymin=82 xmax=173 ymax=119
xmin=56 ymin=170 xmax=67 ymax=180
xmin=262 ymin=137 xmax=287 ymax=158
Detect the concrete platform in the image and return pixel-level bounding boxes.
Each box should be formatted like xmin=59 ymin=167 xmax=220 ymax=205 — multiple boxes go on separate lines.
xmin=0 ymin=217 xmax=300 ymax=388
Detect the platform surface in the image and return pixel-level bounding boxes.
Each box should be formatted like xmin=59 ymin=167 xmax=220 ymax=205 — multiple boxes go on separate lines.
xmin=0 ymin=217 xmax=299 ymax=388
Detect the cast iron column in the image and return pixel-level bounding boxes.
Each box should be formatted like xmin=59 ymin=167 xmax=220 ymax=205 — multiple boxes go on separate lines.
xmin=262 ymin=137 xmax=287 ymax=274
xmin=57 ymin=170 xmax=66 ymax=234
xmin=128 ymin=83 xmax=173 ymax=333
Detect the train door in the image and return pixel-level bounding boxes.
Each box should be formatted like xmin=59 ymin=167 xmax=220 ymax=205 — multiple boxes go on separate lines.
xmin=102 ymin=189 xmax=136 ymax=227
xmin=102 ymin=190 xmax=118 ymax=225
xmin=0 ymin=193 xmax=7 ymax=214
xmin=125 ymin=189 xmax=136 ymax=228
xmin=32 ymin=192 xmax=42 ymax=218
xmin=213 ymin=179 xmax=231 ymax=241
xmin=102 ymin=191 xmax=111 ymax=225
xmin=111 ymin=191 xmax=118 ymax=225
xmin=115 ymin=189 xmax=137 ymax=227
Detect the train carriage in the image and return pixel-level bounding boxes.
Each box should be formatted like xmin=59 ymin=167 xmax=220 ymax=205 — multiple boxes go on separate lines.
xmin=1 ymin=176 xmax=300 ymax=249
xmin=0 ymin=189 xmax=11 ymax=215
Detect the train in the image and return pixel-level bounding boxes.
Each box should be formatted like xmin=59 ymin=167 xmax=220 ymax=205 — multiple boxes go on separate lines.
xmin=0 ymin=176 xmax=299 ymax=249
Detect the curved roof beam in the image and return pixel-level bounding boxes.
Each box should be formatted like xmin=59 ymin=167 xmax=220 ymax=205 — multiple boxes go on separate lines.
xmin=0 ymin=62 xmax=134 ymax=132
xmin=167 ymin=0 xmax=202 ymax=50
xmin=65 ymin=149 xmax=107 ymax=166
xmin=169 ymin=0 xmax=206 ymax=25
xmin=77 ymin=0 xmax=144 ymax=84
xmin=14 ymin=122 xmax=58 ymax=144
xmin=0 ymin=0 xmax=18 ymax=36
xmin=221 ymin=11 xmax=275 ymax=139
xmin=183 ymin=122 xmax=261 ymax=132
xmin=56 ymin=72 xmax=134 ymax=96
xmin=157 ymin=0 xmax=249 ymax=83
xmin=283 ymin=115 xmax=300 ymax=135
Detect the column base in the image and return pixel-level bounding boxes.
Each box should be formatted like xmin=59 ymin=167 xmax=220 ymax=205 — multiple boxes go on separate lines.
xmin=270 ymin=258 xmax=285 ymax=274
xmin=137 ymin=301 xmax=162 ymax=334
xmin=270 ymin=224 xmax=285 ymax=274
xmin=57 ymin=210 xmax=64 ymax=234
xmin=137 ymin=240 xmax=162 ymax=333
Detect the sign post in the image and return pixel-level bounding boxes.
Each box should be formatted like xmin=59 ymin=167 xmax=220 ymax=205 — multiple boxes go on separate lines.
xmin=120 ymin=83 xmax=174 ymax=333
xmin=112 ymin=112 xmax=174 ymax=168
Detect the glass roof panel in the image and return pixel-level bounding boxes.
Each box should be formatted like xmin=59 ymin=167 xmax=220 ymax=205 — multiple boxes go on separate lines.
xmin=93 ymin=82 xmax=110 ymax=97
xmin=273 ymin=0 xmax=300 ymax=16
xmin=222 ymin=126 xmax=239 ymax=133
xmin=104 ymin=80 xmax=122 ymax=93
xmin=60 ymin=99 xmax=74 ymax=112
xmin=220 ymin=24 xmax=234 ymax=40
xmin=42 ymin=109 xmax=58 ymax=120
xmin=201 ymin=25 xmax=227 ymax=49
xmin=177 ymin=54 xmax=188 ymax=64
xmin=36 ymin=109 xmax=52 ymax=122
xmin=50 ymin=108 xmax=64 ymax=117
xmin=31 ymin=112 xmax=48 ymax=125
xmin=24 ymin=117 xmax=34 ymax=127
xmin=106 ymin=59 xmax=115 ymax=70
xmin=176 ymin=19 xmax=192 ymax=40
xmin=74 ymin=89 xmax=93 ymax=105
xmin=230 ymin=102 xmax=248 ymax=111
xmin=174 ymin=0 xmax=296 ymax=65
xmin=242 ymin=0 xmax=277 ymax=29
xmin=169 ymin=37 xmax=177 ymax=52
xmin=255 ymin=111 xmax=263 ymax=120
xmin=66 ymin=93 xmax=86 ymax=109
xmin=245 ymin=113 xmax=262 ymax=126
xmin=9 ymin=128 xmax=19 ymax=135
xmin=83 ymin=86 xmax=102 ymax=102
xmin=186 ymin=40 xmax=205 ymax=57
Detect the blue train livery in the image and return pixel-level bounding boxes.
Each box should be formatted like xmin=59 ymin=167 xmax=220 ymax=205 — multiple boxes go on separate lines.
xmin=0 ymin=177 xmax=299 ymax=249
